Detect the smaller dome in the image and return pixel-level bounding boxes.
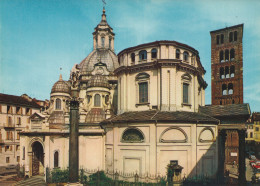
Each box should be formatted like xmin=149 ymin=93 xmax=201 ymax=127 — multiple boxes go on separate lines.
xmin=87 ymin=75 xmax=110 ymax=89
xmin=51 ymin=75 xmax=71 ymax=94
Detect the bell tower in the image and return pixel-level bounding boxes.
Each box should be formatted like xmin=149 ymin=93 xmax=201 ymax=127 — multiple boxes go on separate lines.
xmin=210 ymin=24 xmax=243 ymax=105
xmin=93 ymin=8 xmax=115 ymax=51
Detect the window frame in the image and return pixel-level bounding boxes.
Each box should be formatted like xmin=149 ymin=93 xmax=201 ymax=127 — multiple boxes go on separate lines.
xmin=94 ymin=94 xmax=101 ymax=107
xmin=135 ymin=73 xmax=150 ymax=105
xmin=181 ymin=73 xmax=192 ymax=106
xmin=176 ymin=49 xmax=180 ymax=59
xmin=121 ymin=127 xmax=145 ymax=143
xmin=139 ymin=50 xmax=147 ymax=61
xmin=55 ymin=98 xmax=61 ymax=110
xmin=151 ymin=48 xmax=157 ymax=59
xmin=183 ymin=51 xmax=189 ymax=62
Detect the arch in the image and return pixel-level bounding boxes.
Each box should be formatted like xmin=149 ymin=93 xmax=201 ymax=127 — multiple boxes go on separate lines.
xmin=198 ymin=127 xmax=215 ymax=143
xmin=222 ymin=84 xmax=227 ymax=95
xmin=55 ymin=98 xmax=61 ymax=110
xmin=219 ymin=50 xmax=224 ymax=62
xmin=139 ymin=50 xmax=147 ymax=61
xmin=121 ymin=127 xmax=145 ymax=143
xmin=225 ymin=49 xmax=229 ymax=61
xmin=94 ymin=94 xmax=101 ymax=107
xmin=176 ymin=49 xmax=180 ymax=59
xmin=54 ymin=151 xmax=59 ymax=168
xmin=159 ymin=127 xmax=188 ymax=143
xmin=31 ymin=141 xmax=44 ymax=176
xmin=228 ymin=83 xmax=233 ymax=95
xmin=230 ymin=48 xmax=235 ymax=60
xmin=136 ymin=72 xmax=150 ymax=80
xmin=181 ymin=73 xmax=192 ymax=81
xmin=229 ymin=32 xmax=233 ymax=42
xmin=151 ymin=48 xmax=157 ymax=59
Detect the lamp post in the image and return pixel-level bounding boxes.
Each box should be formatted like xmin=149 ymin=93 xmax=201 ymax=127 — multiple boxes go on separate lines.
xmin=69 ymin=88 xmax=79 ymax=183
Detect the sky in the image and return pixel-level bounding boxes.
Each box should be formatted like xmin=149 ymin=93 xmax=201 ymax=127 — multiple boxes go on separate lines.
xmin=0 ymin=0 xmax=260 ymax=112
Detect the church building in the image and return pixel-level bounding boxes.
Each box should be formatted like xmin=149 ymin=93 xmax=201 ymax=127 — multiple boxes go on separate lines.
xmin=19 ymin=8 xmax=250 ymax=181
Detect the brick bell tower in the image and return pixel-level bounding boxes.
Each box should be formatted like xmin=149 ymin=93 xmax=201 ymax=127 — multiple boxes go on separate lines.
xmin=210 ymin=24 xmax=243 ymax=105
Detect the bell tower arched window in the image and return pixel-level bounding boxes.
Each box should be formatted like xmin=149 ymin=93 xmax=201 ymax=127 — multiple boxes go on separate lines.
xmin=228 ymin=83 xmax=233 ymax=95
xmin=229 ymin=32 xmax=233 ymax=42
xmin=222 ymin=84 xmax=227 ymax=95
xmin=230 ymin=49 xmax=235 ymax=60
xmin=225 ymin=49 xmax=229 ymax=61
xmin=230 ymin=66 xmax=235 ymax=78
xmin=56 ymin=98 xmax=61 ymax=110
xmin=220 ymin=51 xmax=224 ymax=62
xmin=220 ymin=67 xmax=224 ymax=79
xmin=94 ymin=94 xmax=101 ymax=107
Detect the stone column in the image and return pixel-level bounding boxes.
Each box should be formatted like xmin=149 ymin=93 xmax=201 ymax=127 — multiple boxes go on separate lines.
xmin=218 ymin=129 xmax=226 ymax=183
xmin=69 ymin=99 xmax=79 ymax=183
xmin=238 ymin=129 xmax=246 ymax=184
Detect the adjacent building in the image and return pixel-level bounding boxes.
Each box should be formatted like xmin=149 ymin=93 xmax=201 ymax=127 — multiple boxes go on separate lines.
xmin=0 ymin=93 xmax=48 ymax=166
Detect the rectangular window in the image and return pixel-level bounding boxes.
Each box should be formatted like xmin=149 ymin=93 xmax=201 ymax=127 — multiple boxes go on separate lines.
xmin=7 ymin=106 xmax=12 ymax=114
xmin=16 ymin=107 xmax=21 ymax=114
xmin=6 ymin=157 xmax=10 ymax=163
xmin=256 ymin=127 xmax=259 ymax=132
xmin=22 ymin=147 xmax=25 ymax=160
xmin=16 ymin=145 xmax=20 ymax=151
xmin=17 ymin=132 xmax=20 ymax=140
xmin=183 ymin=83 xmax=189 ymax=104
xmin=250 ymin=132 xmax=253 ymax=138
xmin=17 ymin=156 xmax=20 ymax=163
xmin=5 ymin=146 xmax=9 ymax=152
xmin=26 ymin=108 xmax=31 ymax=116
xmin=139 ymin=82 xmax=148 ymax=103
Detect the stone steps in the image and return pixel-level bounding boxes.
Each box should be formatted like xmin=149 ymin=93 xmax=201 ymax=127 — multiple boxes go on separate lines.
xmin=15 ymin=175 xmax=47 ymax=186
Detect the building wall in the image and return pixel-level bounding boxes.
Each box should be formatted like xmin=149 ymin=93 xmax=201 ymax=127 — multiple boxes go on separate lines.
xmin=104 ymin=123 xmax=218 ymax=178
xmin=0 ymin=103 xmax=39 ymax=166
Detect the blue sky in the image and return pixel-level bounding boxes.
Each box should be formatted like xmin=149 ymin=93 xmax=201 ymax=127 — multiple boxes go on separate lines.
xmin=0 ymin=0 xmax=260 ymax=112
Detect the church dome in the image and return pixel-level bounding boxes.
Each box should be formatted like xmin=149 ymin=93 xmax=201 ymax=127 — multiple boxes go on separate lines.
xmin=86 ymin=75 xmax=110 ymax=89
xmin=79 ymin=49 xmax=119 ymax=75
xmin=51 ymin=75 xmax=71 ymax=94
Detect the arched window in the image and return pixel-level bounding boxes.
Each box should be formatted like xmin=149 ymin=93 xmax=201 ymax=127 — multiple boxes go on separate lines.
xmin=101 ymin=37 xmax=105 ymax=47
xmin=56 ymin=98 xmax=61 ymax=110
xmin=176 ymin=49 xmax=180 ymax=59
xmin=220 ymin=67 xmax=225 ymax=79
xmin=131 ymin=53 xmax=135 ymax=63
xmin=139 ymin=50 xmax=147 ymax=61
xmin=122 ymin=128 xmax=144 ymax=143
xmin=229 ymin=32 xmax=233 ymax=42
xmin=230 ymin=49 xmax=235 ymax=60
xmin=234 ymin=31 xmax=237 ymax=41
xmin=230 ymin=66 xmax=235 ymax=78
xmin=219 ymin=51 xmax=224 ymax=62
xmin=94 ymin=94 xmax=101 ymax=107
xmin=225 ymin=66 xmax=229 ymax=78
xmin=105 ymin=95 xmax=109 ymax=105
xmin=54 ymin=151 xmax=59 ymax=168
xmin=221 ymin=34 xmax=224 ymax=44
xmin=183 ymin=83 xmax=189 ymax=104
xmin=216 ymin=35 xmax=220 ymax=45
xmin=222 ymin=84 xmax=227 ymax=95
xmin=151 ymin=48 xmax=157 ymax=59
xmin=228 ymin=83 xmax=233 ymax=95
xmin=183 ymin=51 xmax=189 ymax=61
xmin=225 ymin=49 xmax=229 ymax=61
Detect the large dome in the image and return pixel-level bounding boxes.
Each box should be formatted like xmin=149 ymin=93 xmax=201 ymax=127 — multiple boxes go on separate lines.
xmin=51 ymin=75 xmax=71 ymax=94
xmin=86 ymin=75 xmax=110 ymax=89
xmin=79 ymin=49 xmax=119 ymax=75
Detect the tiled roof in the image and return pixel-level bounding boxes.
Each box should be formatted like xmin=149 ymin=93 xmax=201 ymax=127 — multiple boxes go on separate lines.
xmin=0 ymin=93 xmax=41 ymax=108
xmin=101 ymin=110 xmax=219 ymax=124
xmin=199 ymin=104 xmax=250 ymax=117
xmin=48 ymin=111 xmax=65 ymax=129
xmin=86 ymin=108 xmax=106 ymax=123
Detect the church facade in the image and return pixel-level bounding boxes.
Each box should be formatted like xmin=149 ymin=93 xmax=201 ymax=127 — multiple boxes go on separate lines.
xmin=19 ymin=8 xmax=249 ymax=180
